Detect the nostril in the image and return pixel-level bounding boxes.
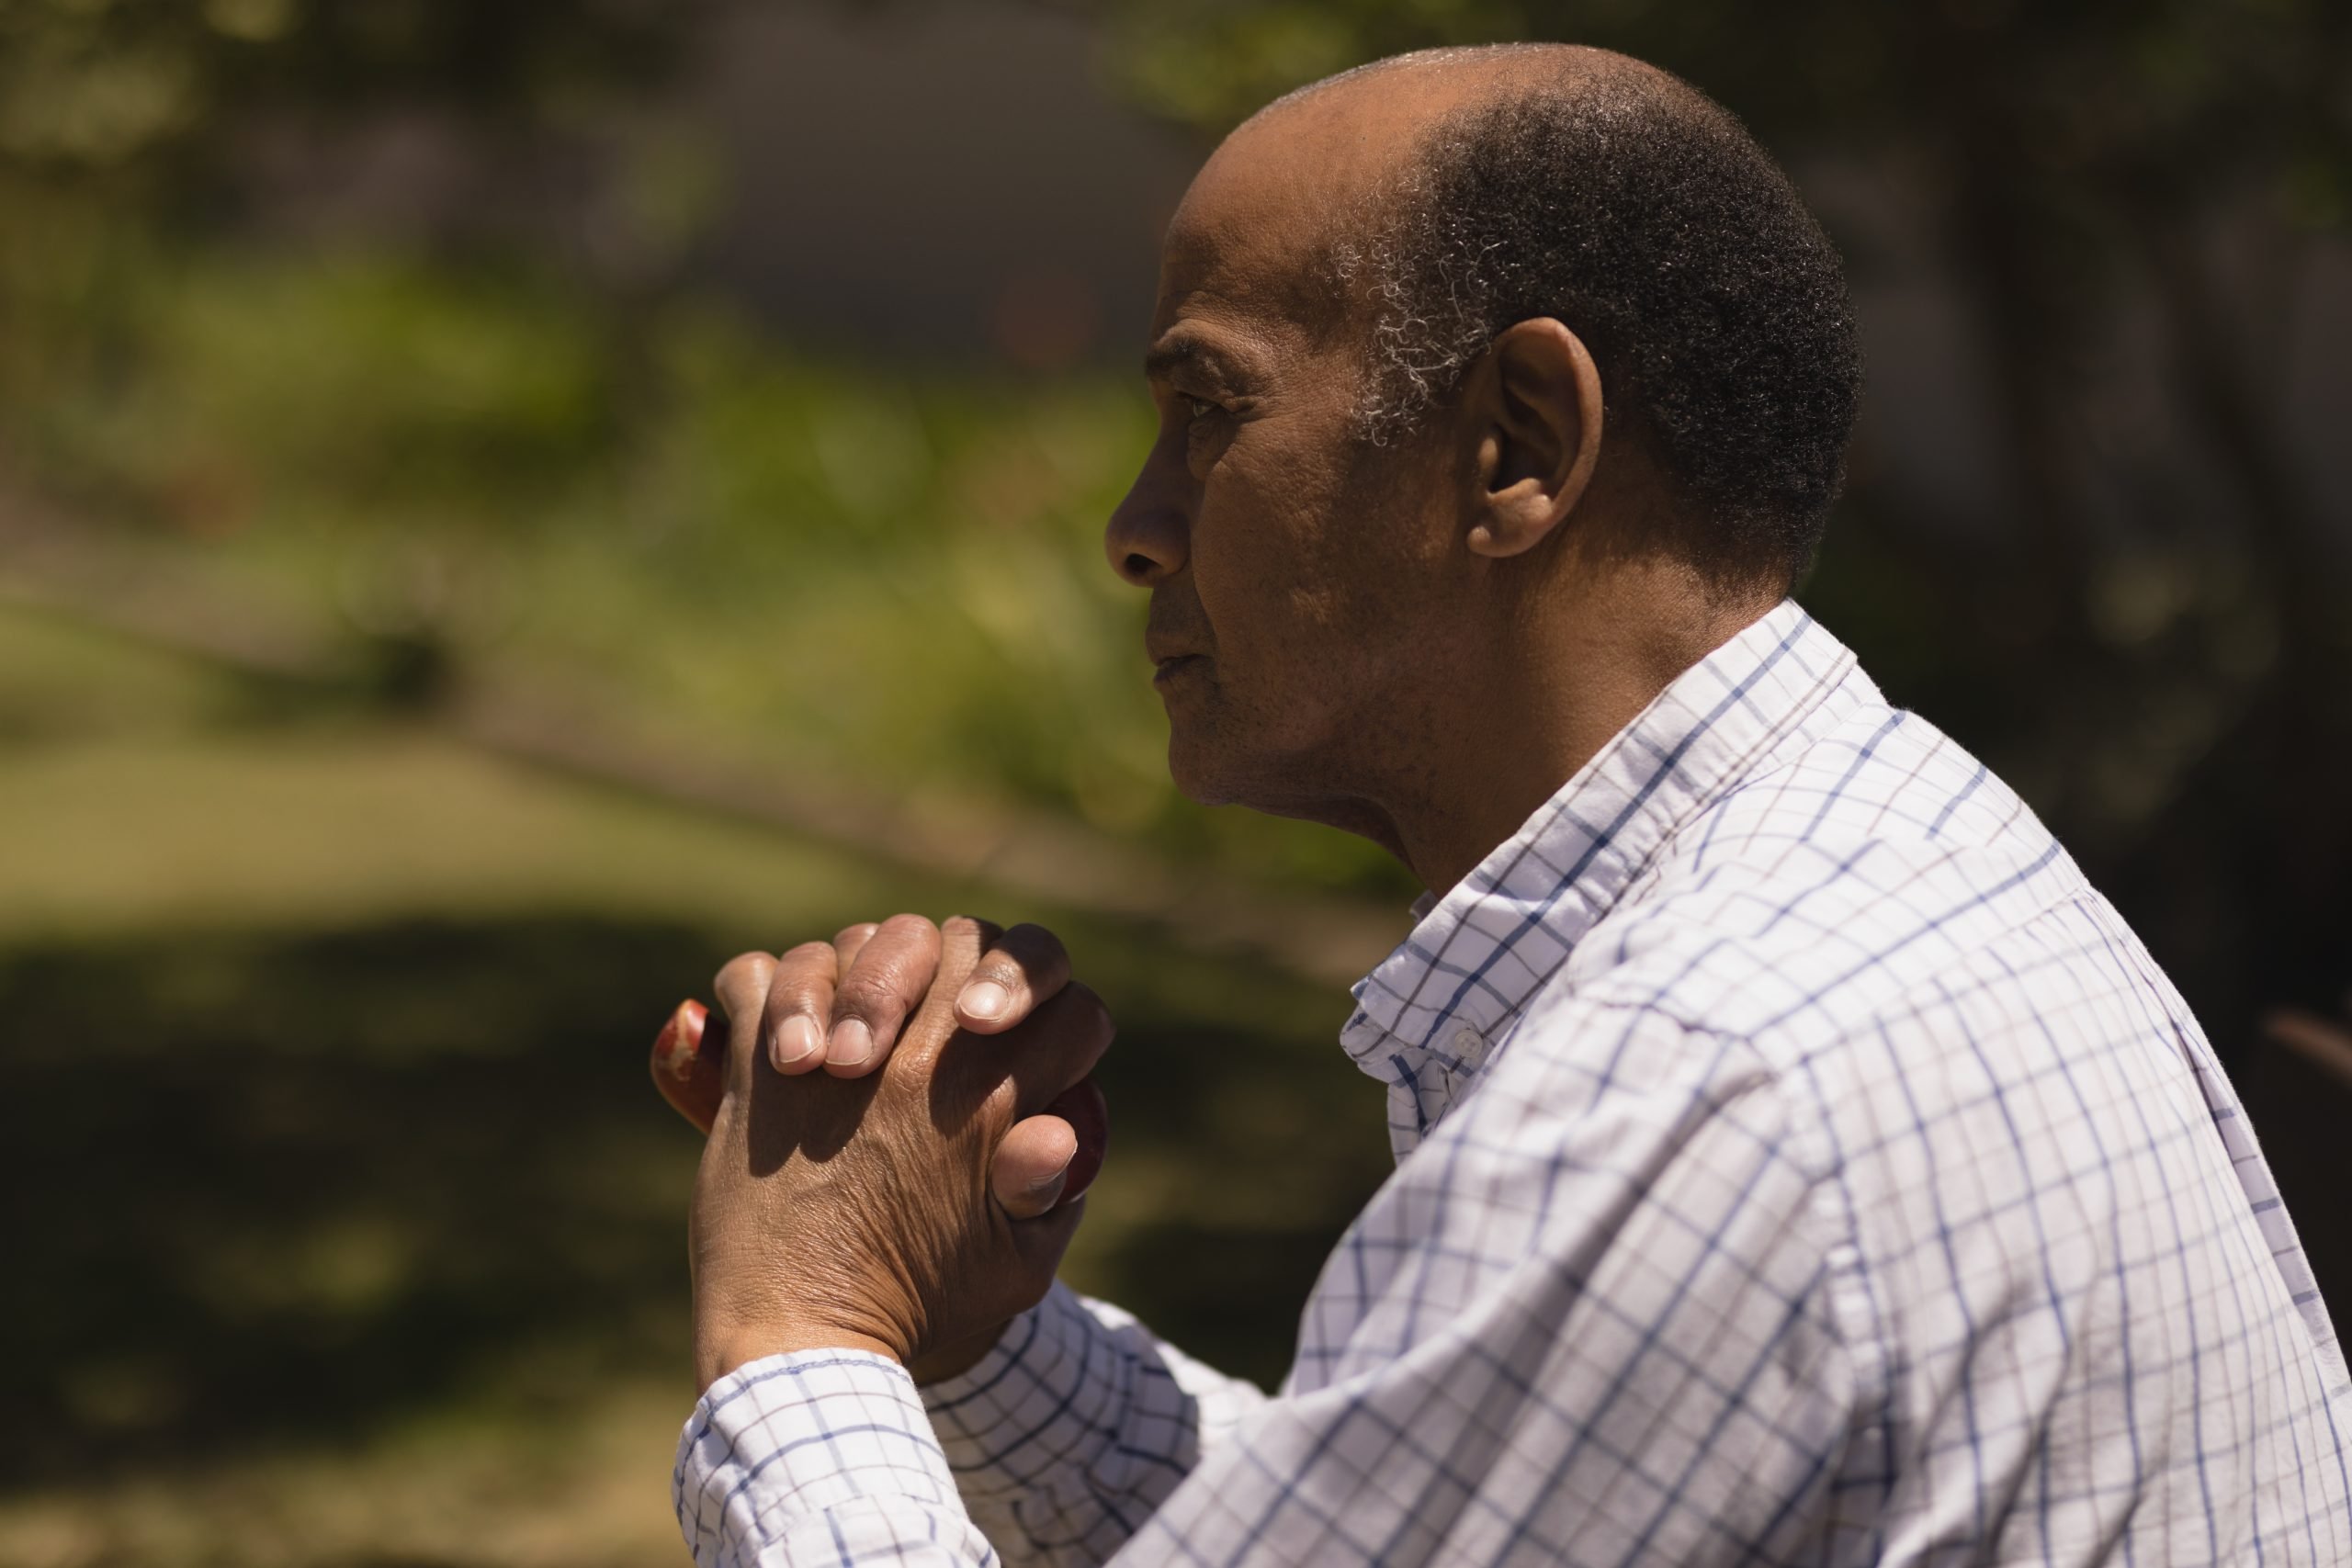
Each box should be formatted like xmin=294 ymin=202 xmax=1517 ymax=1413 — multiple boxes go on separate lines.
xmin=1124 ymin=553 xmax=1154 ymax=581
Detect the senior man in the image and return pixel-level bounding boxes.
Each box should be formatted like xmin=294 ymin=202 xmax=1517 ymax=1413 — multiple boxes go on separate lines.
xmin=663 ymin=43 xmax=2352 ymax=1566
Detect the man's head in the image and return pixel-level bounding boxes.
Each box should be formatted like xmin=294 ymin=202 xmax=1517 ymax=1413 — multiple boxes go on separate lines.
xmin=1106 ymin=45 xmax=1860 ymax=862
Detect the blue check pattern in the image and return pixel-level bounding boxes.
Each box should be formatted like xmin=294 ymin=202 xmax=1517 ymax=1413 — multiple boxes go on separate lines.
xmin=677 ymin=601 xmax=2352 ymax=1565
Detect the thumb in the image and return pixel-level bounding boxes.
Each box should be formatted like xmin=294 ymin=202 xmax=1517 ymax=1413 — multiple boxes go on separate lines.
xmin=991 ymin=1114 xmax=1076 ymax=1218
xmin=989 ymin=1078 xmax=1109 ymax=1218
xmin=650 ymin=998 xmax=724 ymax=1134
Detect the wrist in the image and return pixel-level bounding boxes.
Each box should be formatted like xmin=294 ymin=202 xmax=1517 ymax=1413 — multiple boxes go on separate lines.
xmin=908 ymin=1318 xmax=1012 ymax=1386
xmin=696 ymin=1325 xmax=903 ymax=1393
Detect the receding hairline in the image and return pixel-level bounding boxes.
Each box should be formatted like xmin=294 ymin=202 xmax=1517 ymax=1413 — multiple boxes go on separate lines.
xmin=1216 ymin=44 xmax=1738 ymax=346
xmin=1250 ymin=42 xmax=1702 ymax=138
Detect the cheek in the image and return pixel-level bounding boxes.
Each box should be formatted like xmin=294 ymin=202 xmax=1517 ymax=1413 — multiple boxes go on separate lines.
xmin=1191 ymin=449 xmax=1357 ymax=653
xmin=1181 ymin=469 xmax=1418 ymax=768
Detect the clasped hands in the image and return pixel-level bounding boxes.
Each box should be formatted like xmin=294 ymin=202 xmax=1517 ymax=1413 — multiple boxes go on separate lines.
xmin=650 ymin=916 xmax=1111 ymax=1390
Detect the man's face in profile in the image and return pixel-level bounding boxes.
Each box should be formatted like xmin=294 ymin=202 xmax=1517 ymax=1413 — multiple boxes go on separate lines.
xmin=1102 ymin=94 xmax=1462 ymax=823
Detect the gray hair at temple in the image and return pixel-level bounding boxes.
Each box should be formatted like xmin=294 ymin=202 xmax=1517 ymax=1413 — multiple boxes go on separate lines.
xmin=1298 ymin=45 xmax=1863 ymax=588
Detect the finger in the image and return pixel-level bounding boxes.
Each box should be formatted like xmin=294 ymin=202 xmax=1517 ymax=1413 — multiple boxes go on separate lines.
xmin=991 ymin=1113 xmax=1079 ymax=1218
xmin=763 ymin=939 xmax=842 ymax=1075
xmin=1002 ymin=983 xmax=1115 ymax=1119
xmin=1005 ymin=1182 xmax=1089 ymax=1280
xmin=833 ymin=921 xmax=880 ymax=975
xmin=823 ymin=913 xmax=944 ymax=1078
xmin=954 ymin=923 xmax=1072 ymax=1034
xmin=650 ymin=997 xmax=723 ymax=1134
xmin=712 ymin=950 xmax=779 ymax=1098
xmin=894 ymin=914 xmax=1002 ymax=1073
xmin=1041 ymin=1076 xmax=1108 ymax=1207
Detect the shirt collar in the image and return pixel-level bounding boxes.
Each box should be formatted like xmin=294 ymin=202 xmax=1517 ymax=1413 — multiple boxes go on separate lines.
xmin=1340 ymin=600 xmax=1867 ymax=1087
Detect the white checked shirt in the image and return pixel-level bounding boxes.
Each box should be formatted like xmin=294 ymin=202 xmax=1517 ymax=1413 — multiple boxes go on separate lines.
xmin=676 ymin=602 xmax=2352 ymax=1565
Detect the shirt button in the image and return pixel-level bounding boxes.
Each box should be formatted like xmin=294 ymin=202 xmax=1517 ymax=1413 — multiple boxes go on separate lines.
xmin=1453 ymin=1027 xmax=1480 ymax=1055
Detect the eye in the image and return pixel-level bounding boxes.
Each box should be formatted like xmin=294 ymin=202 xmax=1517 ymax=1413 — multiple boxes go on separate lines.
xmin=1182 ymin=395 xmax=1221 ymax=424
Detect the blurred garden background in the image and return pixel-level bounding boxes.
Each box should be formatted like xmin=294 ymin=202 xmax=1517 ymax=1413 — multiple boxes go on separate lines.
xmin=1 ymin=1 xmax=2348 ymax=1563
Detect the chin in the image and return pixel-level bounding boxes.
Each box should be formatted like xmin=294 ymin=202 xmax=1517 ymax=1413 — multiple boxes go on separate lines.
xmin=1165 ymin=724 xmax=1342 ymax=823
xmin=1165 ymin=728 xmax=1244 ymax=807
xmin=1165 ymin=706 xmax=1296 ymax=808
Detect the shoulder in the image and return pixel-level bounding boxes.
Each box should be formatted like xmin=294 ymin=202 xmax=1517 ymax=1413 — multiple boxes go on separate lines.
xmin=1555 ymin=703 xmax=2093 ymax=1055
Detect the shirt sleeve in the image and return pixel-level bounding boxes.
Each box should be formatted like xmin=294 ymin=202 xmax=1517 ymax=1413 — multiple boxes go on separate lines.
xmin=1115 ymin=1001 xmax=1870 ymax=1565
xmin=921 ymin=1282 xmax=1272 ymax=1566
xmin=673 ymin=1287 xmax=1270 ymax=1568
xmin=675 ymin=1350 xmax=998 ymax=1567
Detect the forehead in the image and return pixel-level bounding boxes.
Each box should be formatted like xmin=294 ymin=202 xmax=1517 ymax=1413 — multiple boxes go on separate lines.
xmin=1148 ymin=65 xmax=1497 ymax=355
xmin=1149 ymin=98 xmax=1386 ymax=350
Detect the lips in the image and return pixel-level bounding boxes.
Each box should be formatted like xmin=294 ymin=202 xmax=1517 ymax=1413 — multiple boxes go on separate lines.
xmin=1152 ymin=653 xmax=1206 ymax=685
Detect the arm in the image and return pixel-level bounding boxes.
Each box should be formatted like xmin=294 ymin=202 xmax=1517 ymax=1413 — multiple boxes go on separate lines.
xmin=678 ymin=1350 xmax=993 ymax=1566
xmin=922 ymin=1284 xmax=1269 ymax=1567
xmin=673 ymin=999 xmax=1862 ymax=1566
xmin=666 ymin=924 xmax=1862 ymax=1565
xmin=673 ymin=1285 xmax=1269 ymax=1568
xmin=1105 ymin=1001 xmax=1865 ymax=1565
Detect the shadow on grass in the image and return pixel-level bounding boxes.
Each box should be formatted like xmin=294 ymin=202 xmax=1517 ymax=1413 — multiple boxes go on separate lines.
xmin=0 ymin=915 xmax=1389 ymax=1483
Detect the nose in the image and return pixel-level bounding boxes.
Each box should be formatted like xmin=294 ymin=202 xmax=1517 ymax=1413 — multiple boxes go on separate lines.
xmin=1103 ymin=439 xmax=1190 ymax=587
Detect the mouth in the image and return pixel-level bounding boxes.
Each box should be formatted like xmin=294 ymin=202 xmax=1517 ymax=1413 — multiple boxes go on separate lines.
xmin=1151 ymin=654 xmax=1206 ymax=687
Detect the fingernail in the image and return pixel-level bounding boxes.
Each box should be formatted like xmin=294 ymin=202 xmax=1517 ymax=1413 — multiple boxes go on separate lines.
xmin=1025 ymin=1166 xmax=1069 ymax=1211
xmin=1028 ymin=1155 xmax=1074 ymax=1193
xmin=829 ymin=1018 xmax=873 ymax=1067
xmin=774 ymin=1015 xmax=821 ymax=1067
xmin=961 ymin=980 xmax=1011 ymax=1021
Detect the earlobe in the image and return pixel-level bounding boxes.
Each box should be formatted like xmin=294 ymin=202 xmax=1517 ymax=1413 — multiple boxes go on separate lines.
xmin=1465 ymin=319 xmax=1605 ymax=559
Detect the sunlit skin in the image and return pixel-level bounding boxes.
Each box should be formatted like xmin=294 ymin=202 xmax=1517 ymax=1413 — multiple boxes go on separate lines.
xmin=1107 ymin=49 xmax=1780 ymax=898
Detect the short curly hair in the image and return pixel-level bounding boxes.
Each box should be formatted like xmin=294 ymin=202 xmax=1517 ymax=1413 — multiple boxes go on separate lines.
xmin=1321 ymin=49 xmax=1862 ymax=587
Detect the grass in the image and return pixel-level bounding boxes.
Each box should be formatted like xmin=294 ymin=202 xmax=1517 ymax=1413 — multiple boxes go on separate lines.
xmin=0 ymin=605 xmax=1396 ymax=1566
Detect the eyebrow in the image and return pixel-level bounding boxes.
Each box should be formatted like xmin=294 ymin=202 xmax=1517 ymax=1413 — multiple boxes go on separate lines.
xmin=1142 ymin=333 xmax=1251 ymax=385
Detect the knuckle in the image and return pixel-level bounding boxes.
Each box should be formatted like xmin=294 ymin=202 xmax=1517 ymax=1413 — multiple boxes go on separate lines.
xmin=1072 ymin=985 xmax=1115 ymax=1048
xmin=876 ymin=911 xmax=939 ymax=943
xmin=835 ymin=966 xmax=911 ymax=1024
xmin=832 ymin=983 xmax=891 ymax=1024
xmin=1006 ymin=922 xmax=1069 ymax=964
xmin=714 ymin=951 xmax=776 ymax=1010
xmin=944 ymin=912 xmax=1002 ymax=948
xmin=1028 ymin=982 xmax=1114 ymax=1051
xmin=974 ymin=952 xmax=1032 ymax=994
xmin=767 ymin=942 xmax=837 ymax=1002
xmin=765 ymin=975 xmax=828 ymax=1018
xmin=832 ymin=921 xmax=880 ymax=948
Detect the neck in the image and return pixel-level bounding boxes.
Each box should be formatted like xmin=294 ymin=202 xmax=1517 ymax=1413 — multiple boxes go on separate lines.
xmin=1379 ymin=564 xmax=1779 ymax=900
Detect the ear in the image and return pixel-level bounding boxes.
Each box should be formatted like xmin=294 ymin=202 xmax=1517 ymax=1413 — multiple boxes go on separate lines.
xmin=1461 ymin=318 xmax=1604 ymax=558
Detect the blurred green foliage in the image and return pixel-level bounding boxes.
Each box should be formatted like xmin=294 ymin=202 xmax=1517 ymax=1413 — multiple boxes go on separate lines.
xmin=3 ymin=2 xmax=2350 ymax=1559
xmin=6 ymin=0 xmax=1414 ymax=886
xmin=0 ymin=0 xmax=681 ymax=166
xmin=2 ymin=231 xmax=1415 ymax=894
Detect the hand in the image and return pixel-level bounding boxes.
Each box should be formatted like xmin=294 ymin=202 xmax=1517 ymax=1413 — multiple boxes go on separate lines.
xmin=688 ymin=917 xmax=1113 ymax=1390
xmin=651 ymin=915 xmax=1105 ymax=1219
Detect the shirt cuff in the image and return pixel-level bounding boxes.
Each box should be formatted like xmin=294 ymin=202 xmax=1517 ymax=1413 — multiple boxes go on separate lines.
xmin=919 ymin=1282 xmax=1124 ymax=1500
xmin=674 ymin=1348 xmax=964 ymax=1568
